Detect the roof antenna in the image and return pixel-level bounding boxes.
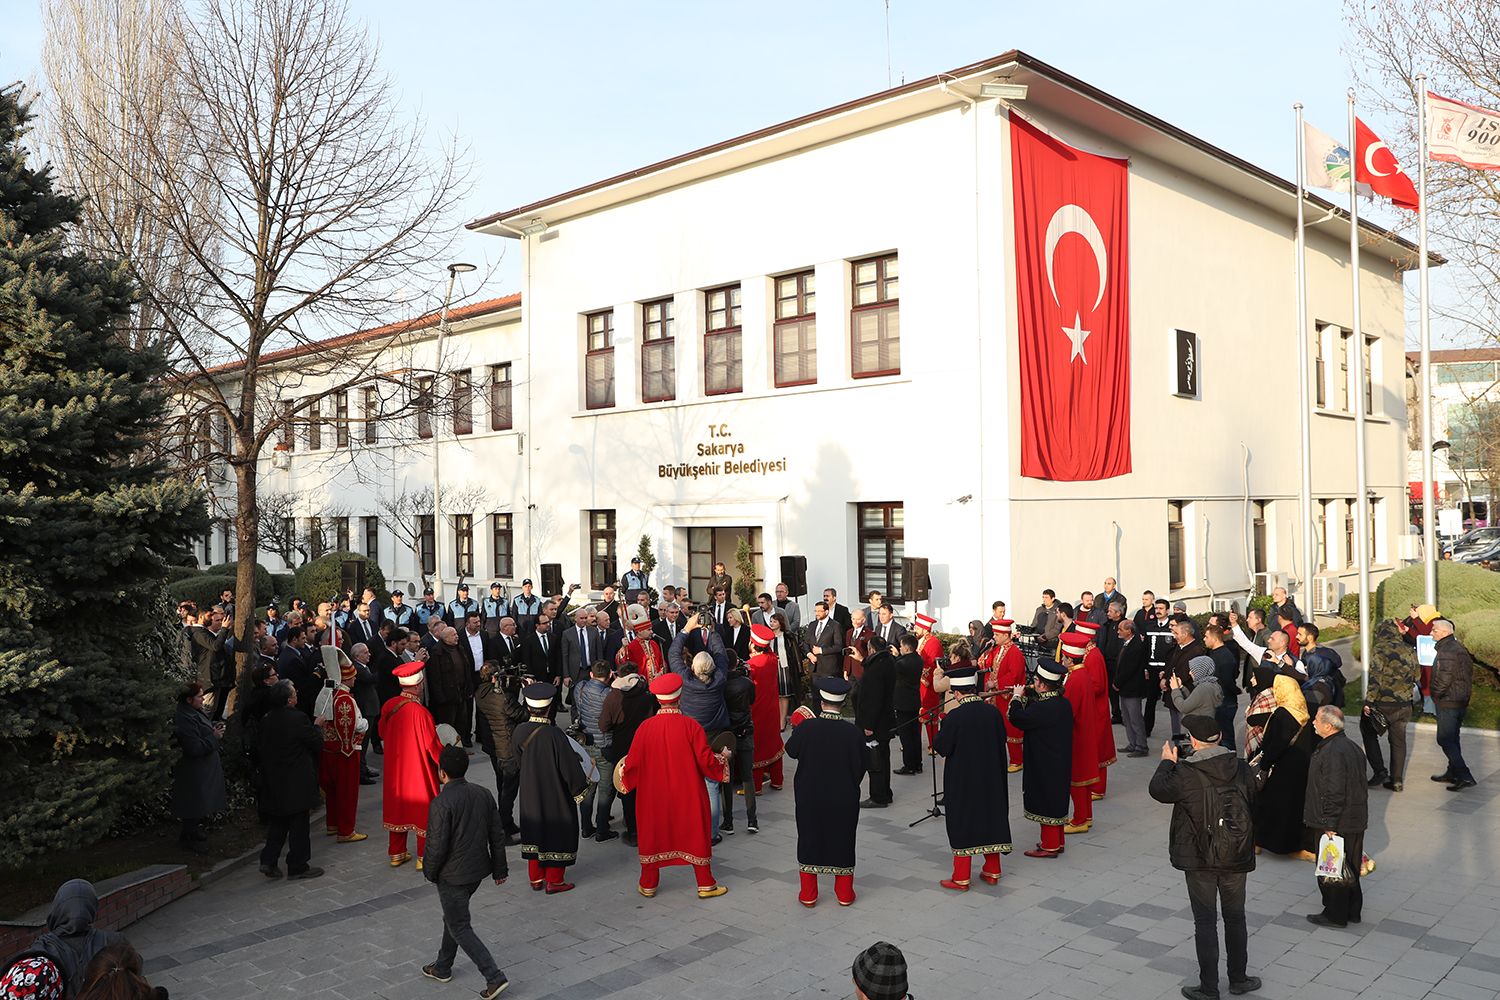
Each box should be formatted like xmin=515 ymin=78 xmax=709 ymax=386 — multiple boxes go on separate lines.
xmin=884 ymin=0 xmax=892 ymax=89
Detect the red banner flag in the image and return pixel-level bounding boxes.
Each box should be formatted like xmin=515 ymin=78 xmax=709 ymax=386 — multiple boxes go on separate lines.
xmin=1354 ymin=117 xmax=1419 ymax=210
xmin=1011 ymin=115 xmax=1131 ymax=481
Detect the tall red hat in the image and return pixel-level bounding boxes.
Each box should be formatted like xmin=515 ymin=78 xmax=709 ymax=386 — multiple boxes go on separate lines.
xmin=1073 ymin=620 xmax=1100 ymax=638
xmin=649 ymin=672 xmax=684 ymax=701
xmin=1059 ymin=633 xmax=1089 ymax=658
xmin=750 ymin=624 xmax=774 ymax=647
xmin=394 ymin=662 xmax=425 ymax=686
xmin=913 ymin=613 xmax=937 ymax=632
xmin=991 ymin=619 xmax=1014 ymax=635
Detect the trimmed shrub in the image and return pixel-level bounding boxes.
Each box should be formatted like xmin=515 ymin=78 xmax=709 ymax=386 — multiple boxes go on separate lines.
xmin=1247 ymin=594 xmax=1276 ymax=618
xmin=295 ymin=551 xmax=389 ymax=607
xmin=271 ymin=573 xmax=297 ymax=603
xmin=206 ymin=561 xmax=274 ymax=604
xmin=1376 ymin=561 xmax=1500 ymax=622
xmin=168 ymin=574 xmax=237 ymax=609
xmin=1339 ymin=592 xmax=1374 ymax=623
xmin=1453 ymin=609 xmax=1500 ymax=683
xmin=166 ymin=564 xmax=202 ymax=582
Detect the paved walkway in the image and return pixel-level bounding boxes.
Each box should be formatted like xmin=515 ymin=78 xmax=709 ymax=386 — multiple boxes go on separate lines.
xmin=125 ymin=715 xmax=1500 ymax=1000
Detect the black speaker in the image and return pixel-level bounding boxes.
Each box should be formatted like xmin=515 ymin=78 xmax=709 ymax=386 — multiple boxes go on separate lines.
xmin=779 ymin=555 xmax=807 ymax=597
xmin=902 ymin=557 xmax=930 ymax=603
xmin=540 ymin=563 xmax=563 ymax=597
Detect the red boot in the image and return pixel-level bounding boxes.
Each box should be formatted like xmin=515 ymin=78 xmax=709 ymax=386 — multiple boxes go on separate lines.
xmin=980 ymin=853 xmax=1002 ymax=884
xmin=834 ymin=874 xmax=856 ymax=906
xmin=798 ymin=871 xmax=818 ymax=907
xmin=941 ymin=855 xmax=971 ymax=891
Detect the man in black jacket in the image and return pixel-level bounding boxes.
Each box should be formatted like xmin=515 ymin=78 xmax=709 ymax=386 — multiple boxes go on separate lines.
xmin=853 ymin=636 xmax=897 ymax=807
xmin=257 ymin=680 xmax=325 ymax=881
xmin=1429 ymin=619 xmax=1477 ymax=791
xmin=1305 ymin=706 xmax=1369 ymax=928
xmin=721 ymin=661 xmax=757 ymax=835
xmin=892 ymin=636 xmax=925 ymax=775
xmin=422 ymin=746 xmax=510 ymax=999
xmin=1148 ymin=714 xmax=1263 ymax=1000
xmin=1112 ymin=621 xmax=1150 ymax=757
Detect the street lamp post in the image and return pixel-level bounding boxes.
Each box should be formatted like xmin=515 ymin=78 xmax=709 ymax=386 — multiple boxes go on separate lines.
xmin=431 ymin=262 xmax=476 ymax=603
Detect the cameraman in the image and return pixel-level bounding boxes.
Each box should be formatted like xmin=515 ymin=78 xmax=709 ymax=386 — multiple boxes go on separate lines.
xmin=575 ymin=661 xmax=618 ymax=841
xmin=475 ymin=660 xmax=527 ymax=845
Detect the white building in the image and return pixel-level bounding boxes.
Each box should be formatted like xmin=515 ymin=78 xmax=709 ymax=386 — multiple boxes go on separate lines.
xmin=1405 ymin=347 xmax=1500 ymax=531
xmin=212 ymin=51 xmax=1424 ymax=626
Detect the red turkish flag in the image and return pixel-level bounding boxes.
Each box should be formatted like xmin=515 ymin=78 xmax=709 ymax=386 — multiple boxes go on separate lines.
xmin=1011 ymin=115 xmax=1130 ymax=481
xmin=1354 ymin=117 xmax=1419 ymax=210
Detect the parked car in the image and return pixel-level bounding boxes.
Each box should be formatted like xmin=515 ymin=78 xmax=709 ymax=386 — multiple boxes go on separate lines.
xmin=1450 ymin=526 xmax=1500 ymax=563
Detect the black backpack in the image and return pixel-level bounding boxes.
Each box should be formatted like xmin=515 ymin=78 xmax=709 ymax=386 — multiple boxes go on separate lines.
xmin=1192 ymin=763 xmax=1255 ymax=869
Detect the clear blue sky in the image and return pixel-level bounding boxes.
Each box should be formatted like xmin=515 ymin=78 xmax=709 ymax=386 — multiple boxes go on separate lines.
xmin=2 ymin=0 xmax=1463 ymax=345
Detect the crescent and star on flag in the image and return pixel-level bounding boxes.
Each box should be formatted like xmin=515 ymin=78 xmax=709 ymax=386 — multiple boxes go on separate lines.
xmin=1044 ymin=204 xmax=1109 ymax=365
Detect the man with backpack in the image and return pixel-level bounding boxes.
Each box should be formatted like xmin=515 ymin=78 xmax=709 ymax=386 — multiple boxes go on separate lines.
xmin=1149 ymin=715 xmax=1265 ymax=1000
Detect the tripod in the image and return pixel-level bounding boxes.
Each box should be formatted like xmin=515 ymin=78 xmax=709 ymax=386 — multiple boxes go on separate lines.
xmin=896 ymin=704 xmax=946 ymax=827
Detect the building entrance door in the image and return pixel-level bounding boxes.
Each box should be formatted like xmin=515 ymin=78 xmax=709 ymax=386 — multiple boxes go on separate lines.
xmin=688 ymin=526 xmax=763 ymax=605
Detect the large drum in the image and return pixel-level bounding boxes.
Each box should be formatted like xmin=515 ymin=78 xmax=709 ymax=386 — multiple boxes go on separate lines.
xmin=435 ymin=723 xmax=461 ymax=747
xmin=612 ymin=755 xmax=629 ymax=795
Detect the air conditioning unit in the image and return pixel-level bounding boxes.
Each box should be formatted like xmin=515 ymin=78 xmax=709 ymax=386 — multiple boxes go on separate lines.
xmin=1211 ymin=598 xmax=1233 ymax=614
xmin=1253 ymin=572 xmax=1284 ymax=597
xmin=1309 ymin=576 xmax=1342 ymax=615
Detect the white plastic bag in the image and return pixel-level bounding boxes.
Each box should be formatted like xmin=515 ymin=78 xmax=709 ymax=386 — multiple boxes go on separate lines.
xmin=1316 ymin=833 xmax=1347 ymax=881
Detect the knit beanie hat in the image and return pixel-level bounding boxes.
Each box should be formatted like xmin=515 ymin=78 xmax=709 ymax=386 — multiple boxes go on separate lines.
xmin=852 ymin=941 xmax=908 ymax=1000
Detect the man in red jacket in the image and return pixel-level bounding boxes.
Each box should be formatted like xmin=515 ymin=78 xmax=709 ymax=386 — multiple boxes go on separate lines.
xmin=620 ymin=673 xmax=733 ymax=899
xmin=381 ymin=662 xmax=444 ymax=868
xmin=979 ymin=621 xmax=1027 ymax=770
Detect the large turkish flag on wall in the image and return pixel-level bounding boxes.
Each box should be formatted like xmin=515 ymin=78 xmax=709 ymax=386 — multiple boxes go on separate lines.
xmin=1012 ymin=115 xmax=1131 ymax=481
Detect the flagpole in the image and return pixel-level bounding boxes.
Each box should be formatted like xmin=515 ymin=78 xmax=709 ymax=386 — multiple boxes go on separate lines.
xmin=1417 ymin=74 xmax=1436 ymax=606
xmin=1348 ymin=89 xmax=1372 ymax=699
xmin=1294 ymin=103 xmax=1316 ymax=612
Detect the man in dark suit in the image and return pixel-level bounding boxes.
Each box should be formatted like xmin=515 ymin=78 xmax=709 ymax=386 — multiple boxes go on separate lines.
xmin=822 ymin=588 xmax=853 ymax=632
xmin=344 ymin=600 xmax=381 ymax=653
xmin=456 ymin=612 xmax=496 ymax=746
xmin=525 ymin=616 xmax=561 ymax=683
xmin=491 ymin=616 xmax=524 ymax=670
xmin=853 ymin=634 xmax=898 ymax=807
xmin=871 ymin=604 xmax=907 ymax=648
xmin=705 ymin=586 xmax=733 ymax=635
xmin=653 ymin=603 xmax=683 ymax=648
xmin=804 ymin=600 xmax=846 ymax=689
xmin=559 ymin=609 xmax=602 ymax=701
xmin=596 ymin=610 xmax=626 ymax=665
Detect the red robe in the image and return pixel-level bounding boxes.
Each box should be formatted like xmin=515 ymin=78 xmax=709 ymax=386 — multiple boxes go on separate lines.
xmin=1082 ymin=648 xmax=1116 ymax=769
xmin=620 ymin=706 xmax=730 ymax=868
xmin=378 ymin=694 xmax=443 ymax=835
xmin=1062 ymin=665 xmax=1098 ymax=787
xmin=917 ymin=633 xmax=943 ymax=714
xmin=620 ymin=636 xmax=666 ymax=680
xmin=982 ymin=643 xmax=1027 ymax=759
xmin=747 ymin=651 xmax=785 ymax=769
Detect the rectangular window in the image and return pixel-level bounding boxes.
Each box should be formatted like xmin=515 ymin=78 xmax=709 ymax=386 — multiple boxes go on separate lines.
xmin=1437 ymin=362 xmax=1497 ymax=384
xmin=453 ymin=369 xmax=473 ymax=435
xmin=490 ymin=363 xmax=512 ymax=430
xmin=1339 ymin=331 xmax=1351 ymax=411
xmin=1369 ymin=498 xmax=1379 ymax=565
xmin=279 ymin=400 xmax=295 ymax=451
xmin=1315 ymin=332 xmax=1325 ymax=408
xmin=334 ymin=392 xmax=349 ymax=448
xmin=307 ymin=397 xmax=321 ymax=451
xmin=416 ymin=377 xmax=434 ymax=439
xmin=362 ymin=387 xmax=379 ymax=445
xmin=455 ymin=514 xmax=473 ymax=578
xmin=310 ymin=516 xmax=326 ymax=558
xmin=1252 ymin=500 xmax=1268 ymax=575
xmin=418 ymin=515 xmax=435 ymax=576
xmin=641 ymin=298 xmax=676 ymax=402
xmin=857 ymin=503 xmax=906 ymax=602
xmin=588 ymin=510 xmax=616 ymax=590
xmin=1317 ymin=500 xmax=1330 ymax=571
xmin=851 ymin=254 xmax=899 ymax=378
xmin=493 ymin=513 xmax=513 ymax=579
xmin=705 ymin=284 xmax=743 ymax=395
xmin=1167 ymin=501 xmax=1186 ymax=590
xmin=773 ymin=270 xmax=817 ymax=387
xmin=1363 ymin=336 xmax=1375 ymax=416
xmin=1345 ymin=499 xmax=1356 ymax=567
xmin=585 ymin=310 xmax=615 ymax=409
xmin=363 ymin=516 xmax=378 ymax=559
xmin=282 ymin=517 xmax=294 ymax=557
xmin=335 ymin=516 xmax=349 ymax=553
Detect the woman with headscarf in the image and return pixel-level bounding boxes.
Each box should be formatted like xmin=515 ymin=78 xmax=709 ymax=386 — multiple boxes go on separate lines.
xmin=27 ymin=881 xmax=124 ymax=998
xmin=1167 ymin=654 xmax=1223 ymax=720
xmin=1247 ymin=665 xmax=1315 ymax=858
xmin=1243 ymin=665 xmax=1279 ymax=758
xmin=1300 ymin=654 xmax=1336 ymax=709
xmin=170 ymin=683 xmax=228 ymax=854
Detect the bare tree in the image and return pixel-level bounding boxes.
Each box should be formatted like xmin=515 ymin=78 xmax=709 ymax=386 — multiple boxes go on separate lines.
xmin=45 ymin=0 xmax=472 ymax=697
xmin=376 ymin=481 xmax=495 ymax=587
xmin=1346 ymin=0 xmax=1500 ymax=341
xmin=37 ymin=0 xmax=218 ymax=359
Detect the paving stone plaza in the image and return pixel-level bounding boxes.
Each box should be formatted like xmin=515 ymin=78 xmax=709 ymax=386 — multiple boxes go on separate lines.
xmin=122 ymin=703 xmax=1500 ymax=1000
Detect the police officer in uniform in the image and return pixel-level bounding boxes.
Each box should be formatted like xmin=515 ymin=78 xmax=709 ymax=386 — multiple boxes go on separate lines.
xmin=386 ymin=592 xmax=416 ymax=632
xmin=448 ymin=584 xmax=479 ymax=627
xmin=482 ymin=583 xmax=510 ymax=637
xmin=415 ymin=588 xmax=445 ymax=637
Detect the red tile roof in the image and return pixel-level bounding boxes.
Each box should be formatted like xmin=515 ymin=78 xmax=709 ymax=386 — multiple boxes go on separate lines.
xmin=198 ymin=293 xmax=521 ymax=378
xmin=1407 ymin=348 xmax=1500 ymax=365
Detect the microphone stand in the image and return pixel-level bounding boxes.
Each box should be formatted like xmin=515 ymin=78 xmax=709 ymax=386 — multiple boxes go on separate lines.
xmin=896 ymin=703 xmax=947 ymax=827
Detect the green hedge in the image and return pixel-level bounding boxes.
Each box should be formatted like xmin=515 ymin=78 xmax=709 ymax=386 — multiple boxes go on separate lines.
xmin=206 ymin=561 xmax=274 ymax=605
xmin=166 ymin=564 xmax=202 ymax=582
xmin=271 ymin=573 xmax=297 ymax=603
xmin=294 ymin=551 xmax=389 ymax=607
xmin=1376 ymin=561 xmax=1500 ymax=621
xmin=1339 ymin=592 xmax=1375 ymax=623
xmin=168 ymin=574 xmax=236 ymax=609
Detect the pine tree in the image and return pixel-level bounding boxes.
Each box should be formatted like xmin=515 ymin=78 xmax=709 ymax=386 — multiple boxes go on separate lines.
xmin=0 ymin=82 xmax=208 ymax=866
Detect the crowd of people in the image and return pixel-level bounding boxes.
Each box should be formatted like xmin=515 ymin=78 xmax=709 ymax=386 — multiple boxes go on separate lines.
xmin=7 ymin=566 xmax=1482 ymax=1000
